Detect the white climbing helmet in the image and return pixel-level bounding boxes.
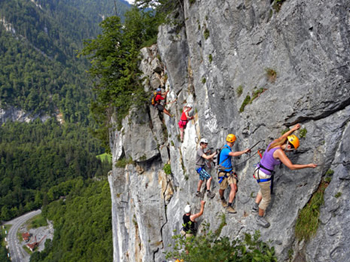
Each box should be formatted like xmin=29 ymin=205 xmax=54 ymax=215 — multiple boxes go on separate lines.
xmin=184 ymin=205 xmax=191 ymax=213
xmin=200 ymin=138 xmax=208 ymax=144
xmin=186 ymin=103 xmax=193 ymax=108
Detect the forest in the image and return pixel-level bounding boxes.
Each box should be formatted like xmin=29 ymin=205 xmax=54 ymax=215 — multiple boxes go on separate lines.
xmin=30 ymin=179 xmax=112 ymax=262
xmin=0 ymin=119 xmax=111 ymax=221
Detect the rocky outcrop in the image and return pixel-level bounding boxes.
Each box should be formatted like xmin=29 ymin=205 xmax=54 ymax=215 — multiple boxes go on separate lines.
xmin=0 ymin=106 xmax=50 ymax=124
xmin=108 ymin=0 xmax=350 ymax=261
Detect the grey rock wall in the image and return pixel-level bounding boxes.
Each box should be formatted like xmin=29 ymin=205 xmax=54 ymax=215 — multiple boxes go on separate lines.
xmin=109 ymin=0 xmax=350 ymax=261
xmin=0 ymin=106 xmax=50 ymax=124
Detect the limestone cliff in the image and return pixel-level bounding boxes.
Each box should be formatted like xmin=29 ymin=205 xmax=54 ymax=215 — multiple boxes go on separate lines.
xmin=108 ymin=0 xmax=350 ymax=261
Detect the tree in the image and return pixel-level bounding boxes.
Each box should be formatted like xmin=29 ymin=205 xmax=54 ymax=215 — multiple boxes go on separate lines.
xmin=166 ymin=220 xmax=277 ymax=262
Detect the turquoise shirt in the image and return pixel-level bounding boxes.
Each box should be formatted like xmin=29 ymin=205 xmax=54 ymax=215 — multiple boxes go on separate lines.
xmin=219 ymin=144 xmax=232 ymax=172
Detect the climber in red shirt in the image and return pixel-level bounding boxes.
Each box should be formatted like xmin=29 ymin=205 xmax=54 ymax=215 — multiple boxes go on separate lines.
xmin=154 ymin=87 xmax=172 ymax=117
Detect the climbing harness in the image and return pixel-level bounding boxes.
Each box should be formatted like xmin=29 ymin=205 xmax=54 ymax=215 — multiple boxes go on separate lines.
xmin=218 ymin=171 xmax=238 ymax=184
xmin=254 ymin=162 xmax=276 ymax=194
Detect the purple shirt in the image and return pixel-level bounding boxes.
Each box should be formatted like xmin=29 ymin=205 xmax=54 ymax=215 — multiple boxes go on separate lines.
xmin=258 ymin=142 xmax=281 ymax=175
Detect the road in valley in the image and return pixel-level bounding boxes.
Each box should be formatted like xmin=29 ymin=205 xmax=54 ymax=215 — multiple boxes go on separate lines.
xmin=4 ymin=209 xmax=41 ymax=262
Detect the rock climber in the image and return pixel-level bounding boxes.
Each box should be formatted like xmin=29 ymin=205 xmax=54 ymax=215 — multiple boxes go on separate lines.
xmin=218 ymin=134 xmax=251 ymax=214
xmin=155 ymin=87 xmax=172 ymax=117
xmin=195 ymin=138 xmax=217 ymax=199
xmin=178 ymin=104 xmax=194 ymax=142
xmin=252 ymin=123 xmax=317 ymax=228
xmin=182 ymin=200 xmax=206 ymax=238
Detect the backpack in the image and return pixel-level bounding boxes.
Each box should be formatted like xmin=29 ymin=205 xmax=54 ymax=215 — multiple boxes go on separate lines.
xmin=216 ymin=145 xmax=231 ymax=171
xmin=150 ymin=91 xmax=158 ymax=106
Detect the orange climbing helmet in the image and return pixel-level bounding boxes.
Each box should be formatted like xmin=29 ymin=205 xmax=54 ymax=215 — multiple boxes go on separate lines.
xmin=287 ymin=134 xmax=300 ymax=149
xmin=226 ymin=134 xmax=236 ymax=143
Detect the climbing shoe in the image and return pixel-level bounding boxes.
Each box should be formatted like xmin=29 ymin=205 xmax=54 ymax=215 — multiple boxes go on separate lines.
xmin=252 ymin=202 xmax=259 ymax=213
xmin=256 ymin=216 xmax=270 ymax=228
xmin=226 ymin=205 xmax=237 ymax=214
xmin=195 ymin=191 xmax=202 ymax=197
xmin=221 ymin=198 xmax=228 ymax=208
xmin=207 ymin=190 xmax=215 ymax=199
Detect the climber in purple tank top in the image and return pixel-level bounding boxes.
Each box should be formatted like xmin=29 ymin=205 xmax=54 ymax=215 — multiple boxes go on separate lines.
xmin=252 ymin=124 xmax=318 ymax=228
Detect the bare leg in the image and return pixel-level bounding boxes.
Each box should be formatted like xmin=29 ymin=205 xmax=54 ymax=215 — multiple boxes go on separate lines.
xmin=228 ymin=183 xmax=237 ymax=203
xmin=197 ymin=180 xmax=204 ymax=192
xmin=206 ymin=177 xmax=212 ymax=191
xmin=259 ymin=208 xmax=265 ymax=216
xmin=163 ymin=109 xmax=172 ymax=117
xmin=219 ymin=189 xmax=225 ymax=199
xmin=179 ymin=127 xmax=184 ymax=141
xmin=255 ymin=191 xmax=262 ymax=204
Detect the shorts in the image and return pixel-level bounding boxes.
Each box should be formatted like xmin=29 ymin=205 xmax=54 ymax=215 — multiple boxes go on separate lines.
xmin=218 ymin=171 xmax=237 ymax=190
xmin=178 ymin=120 xmax=188 ymax=129
xmin=254 ymin=168 xmax=272 ymax=210
xmin=181 ymin=230 xmax=194 ymax=239
xmin=155 ymin=104 xmax=164 ymax=111
xmin=196 ymin=167 xmax=211 ymax=181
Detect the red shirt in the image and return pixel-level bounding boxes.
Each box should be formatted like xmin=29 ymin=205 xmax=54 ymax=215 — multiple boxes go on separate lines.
xmin=155 ymin=93 xmax=165 ymax=102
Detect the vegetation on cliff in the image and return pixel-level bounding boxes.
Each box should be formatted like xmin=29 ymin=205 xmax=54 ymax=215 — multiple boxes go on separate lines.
xmin=81 ymin=6 xmax=162 ymax=147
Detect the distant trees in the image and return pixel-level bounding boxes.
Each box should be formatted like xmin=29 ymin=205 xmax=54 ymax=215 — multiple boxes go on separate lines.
xmin=0 ymin=119 xmax=111 ymax=221
xmin=30 ymin=179 xmax=112 ymax=262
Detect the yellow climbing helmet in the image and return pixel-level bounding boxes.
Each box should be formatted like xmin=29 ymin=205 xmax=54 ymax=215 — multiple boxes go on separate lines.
xmin=287 ymin=134 xmax=300 ymax=149
xmin=226 ymin=134 xmax=236 ymax=143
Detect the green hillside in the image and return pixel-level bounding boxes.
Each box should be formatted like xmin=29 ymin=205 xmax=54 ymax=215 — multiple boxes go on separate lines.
xmin=0 ymin=0 xmax=130 ymax=121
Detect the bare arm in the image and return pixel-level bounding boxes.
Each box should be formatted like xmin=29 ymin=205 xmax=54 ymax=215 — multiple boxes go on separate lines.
xmin=185 ymin=111 xmax=194 ymax=120
xmin=161 ymin=90 xmax=169 ymax=96
xmin=274 ymin=124 xmax=301 ymax=144
xmin=229 ymin=148 xmax=250 ymax=157
xmin=190 ymin=201 xmax=205 ymax=221
xmin=274 ymin=149 xmax=317 ymax=170
xmin=201 ymin=152 xmax=216 ymax=160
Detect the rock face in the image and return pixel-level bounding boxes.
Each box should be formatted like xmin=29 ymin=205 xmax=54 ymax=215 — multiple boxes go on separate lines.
xmin=0 ymin=106 xmax=50 ymax=124
xmin=108 ymin=0 xmax=350 ymax=261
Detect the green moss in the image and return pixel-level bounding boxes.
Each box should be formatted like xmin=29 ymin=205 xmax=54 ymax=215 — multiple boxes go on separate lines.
xmin=295 ymin=178 xmax=329 ymax=240
xmin=202 ymin=77 xmax=206 ymax=84
xmin=189 ymin=0 xmax=196 ymax=4
xmin=170 ymin=140 xmax=174 ymax=146
xmin=236 ymin=85 xmax=243 ymax=97
xmin=272 ymin=0 xmax=286 ymax=12
xmin=208 ymin=54 xmax=213 ymax=63
xmin=299 ymin=128 xmax=307 ymax=138
xmin=326 ymin=169 xmax=334 ymax=176
xmin=250 ymin=87 xmax=265 ymax=103
xmin=204 ymin=28 xmax=210 ymax=40
xmin=239 ymin=94 xmax=251 ymax=112
xmin=205 ymin=15 xmax=208 ymax=21
xmin=335 ymin=192 xmax=342 ymax=198
xmin=163 ymin=164 xmax=172 ymax=175
xmin=116 ymin=157 xmax=134 ymax=168
xmin=139 ymin=154 xmax=147 ymax=161
xmin=214 ymin=213 xmax=227 ymax=236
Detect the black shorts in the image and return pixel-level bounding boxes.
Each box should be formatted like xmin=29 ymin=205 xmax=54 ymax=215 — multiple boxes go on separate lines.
xmin=155 ymin=104 xmax=164 ymax=111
